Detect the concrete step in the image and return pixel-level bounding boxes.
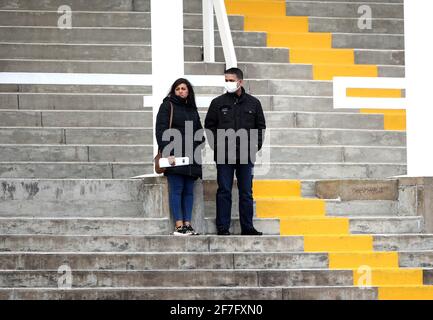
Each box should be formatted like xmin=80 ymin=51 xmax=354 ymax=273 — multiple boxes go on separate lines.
xmin=266 ymin=128 xmax=406 ymax=147
xmin=1 ymin=94 xmax=341 ymax=113
xmin=247 ymin=79 xmax=333 ymax=96
xmin=0 ymin=59 xmax=153 ymax=74
xmin=378 ymin=65 xmax=405 ymax=77
xmin=0 ymin=61 xmax=312 ymax=79
xmin=286 ymin=2 xmax=403 ymax=19
xmin=0 ymin=287 xmax=284 ymax=300
xmin=259 ymin=112 xmax=384 ymax=130
xmin=0 ymin=217 xmax=171 ymax=235
xmin=0 ymin=162 xmax=153 ymax=179
xmin=0 ymin=110 xmax=385 ymax=130
xmin=0 ymin=84 xmax=151 ymax=94
xmin=3 ymin=80 xmax=331 ymax=96
xmin=0 ymin=145 xmax=406 ymax=164
xmin=204 ymin=163 xmax=407 ymax=180
xmin=326 ymin=200 xmax=401 ymax=217
xmin=333 ymin=33 xmax=404 ymax=50
xmin=0 ymin=217 xmax=279 ymax=236
xmin=0 ymin=144 xmax=153 ymax=162
xmin=0 ymin=43 xmax=152 ymax=61
xmin=0 ymin=162 xmax=407 ymax=179
xmin=0 ymin=110 xmax=154 ymax=127
xmin=0 ymin=128 xmax=406 ymax=147
xmin=0 ymin=270 xmax=358 ymax=288
xmin=8 ymin=285 xmax=430 ymax=300
xmin=0 ymin=128 xmax=153 ymax=144
xmin=0 ymin=252 xmax=237 ymax=270
xmin=0 ymin=27 xmax=267 ymax=47
xmin=309 ymin=17 xmax=404 ymax=35
xmin=400 ymin=252 xmax=433 ymax=268
xmin=374 ymin=235 xmax=433 ymax=252
xmin=355 ymin=49 xmax=405 ymax=65
xmin=0 ymin=94 xmax=148 ymax=110
xmin=188 ymin=62 xmax=313 ymax=80
xmin=0 ymin=44 xmax=290 ymax=63
xmin=349 ymin=217 xmax=423 ymax=234
xmin=0 ymin=11 xmax=245 ymax=30
xmin=0 ymin=0 xmax=152 ymax=11
xmin=1 ymin=234 xmax=433 ymax=253
xmin=0 ymin=60 xmax=313 ymax=78
xmin=259 ymin=146 xmax=406 ymax=164
xmin=0 ymin=0 xmax=209 ymax=13
xmin=204 ymin=217 xmax=280 ymax=235
xmin=0 ymin=235 xmax=306 ymax=252
xmin=0 ymin=178 xmax=167 ymax=218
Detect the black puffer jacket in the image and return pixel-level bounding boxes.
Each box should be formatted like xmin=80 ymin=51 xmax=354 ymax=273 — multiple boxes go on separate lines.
xmin=204 ymin=87 xmax=266 ymax=164
xmin=155 ymin=95 xmax=204 ymax=179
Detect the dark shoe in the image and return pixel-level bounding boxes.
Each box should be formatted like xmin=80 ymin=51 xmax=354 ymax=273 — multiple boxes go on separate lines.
xmin=184 ymin=225 xmax=200 ymax=235
xmin=217 ymin=230 xmax=231 ymax=236
xmin=173 ymin=225 xmax=188 ymax=236
xmin=241 ymin=228 xmax=263 ymax=236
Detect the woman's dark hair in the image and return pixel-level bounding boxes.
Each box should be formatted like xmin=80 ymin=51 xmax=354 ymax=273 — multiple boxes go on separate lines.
xmin=168 ymin=78 xmax=197 ymax=108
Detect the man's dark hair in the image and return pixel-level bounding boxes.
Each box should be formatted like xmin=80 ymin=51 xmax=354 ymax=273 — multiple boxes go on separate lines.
xmin=168 ymin=78 xmax=197 ymax=108
xmin=224 ymin=67 xmax=244 ymax=80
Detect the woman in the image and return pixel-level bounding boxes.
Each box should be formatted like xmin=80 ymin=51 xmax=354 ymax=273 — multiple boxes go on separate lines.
xmin=155 ymin=78 xmax=204 ymax=236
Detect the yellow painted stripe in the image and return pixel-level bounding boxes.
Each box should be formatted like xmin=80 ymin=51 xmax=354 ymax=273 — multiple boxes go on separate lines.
xmin=347 ymin=88 xmax=403 ymax=98
xmin=360 ymin=109 xmax=406 ymax=131
xmin=353 ymin=268 xmax=424 ymax=287
xmin=256 ymin=198 xmax=326 ymax=218
xmin=280 ymin=217 xmax=349 ymax=235
xmin=378 ymin=286 xmax=433 ymax=300
xmin=244 ymin=16 xmax=309 ymax=33
xmin=267 ymin=32 xmax=332 ymax=48
xmin=304 ymin=235 xmax=373 ymax=252
xmin=253 ymin=180 xmax=301 ymax=198
xmin=225 ymin=0 xmax=286 ymax=16
xmin=329 ymin=252 xmax=399 ymax=269
xmin=313 ymin=64 xmax=378 ymax=80
xmin=361 ymin=109 xmax=407 ymax=115
xmin=290 ymin=48 xmax=354 ymax=65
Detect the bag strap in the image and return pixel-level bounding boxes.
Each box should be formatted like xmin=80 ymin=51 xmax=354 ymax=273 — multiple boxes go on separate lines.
xmin=169 ymin=102 xmax=174 ymax=129
xmin=158 ymin=102 xmax=174 ymax=155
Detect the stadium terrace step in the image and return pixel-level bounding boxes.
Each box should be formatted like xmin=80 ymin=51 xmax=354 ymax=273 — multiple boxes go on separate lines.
xmin=309 ymin=17 xmax=404 ymax=35
xmin=0 ymin=234 xmax=432 ymax=253
xmin=0 ymin=110 xmax=386 ymax=129
xmin=0 ymin=145 xmax=406 ymax=164
xmin=0 ymin=11 xmax=245 ymax=30
xmin=285 ymin=2 xmax=404 ymax=19
xmin=0 ymin=128 xmax=406 ymax=146
xmin=0 ymin=162 xmax=407 ymax=179
xmin=0 ymin=44 xmax=290 ymax=64
xmin=0 ymin=27 xmax=268 ymax=47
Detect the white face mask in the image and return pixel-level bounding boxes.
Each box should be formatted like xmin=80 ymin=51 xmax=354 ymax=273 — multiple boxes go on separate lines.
xmin=225 ymin=81 xmax=240 ymax=93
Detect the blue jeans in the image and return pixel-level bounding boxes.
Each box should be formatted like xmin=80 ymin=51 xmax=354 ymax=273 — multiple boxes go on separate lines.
xmin=166 ymin=174 xmax=195 ymax=223
xmin=216 ymin=163 xmax=254 ymax=232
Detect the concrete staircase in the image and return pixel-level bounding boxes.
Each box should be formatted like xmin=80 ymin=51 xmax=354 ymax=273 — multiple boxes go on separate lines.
xmin=1 ymin=0 xmax=431 ymax=300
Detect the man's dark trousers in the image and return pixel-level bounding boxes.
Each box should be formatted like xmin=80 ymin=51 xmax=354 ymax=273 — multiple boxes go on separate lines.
xmin=216 ymin=162 xmax=254 ymax=233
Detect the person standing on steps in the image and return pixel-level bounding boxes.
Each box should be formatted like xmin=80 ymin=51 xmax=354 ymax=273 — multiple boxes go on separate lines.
xmin=155 ymin=78 xmax=205 ymax=236
xmin=205 ymin=68 xmax=266 ymax=236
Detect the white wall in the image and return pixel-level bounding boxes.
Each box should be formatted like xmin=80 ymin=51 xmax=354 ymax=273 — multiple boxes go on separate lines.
xmin=405 ymin=1 xmax=433 ymax=177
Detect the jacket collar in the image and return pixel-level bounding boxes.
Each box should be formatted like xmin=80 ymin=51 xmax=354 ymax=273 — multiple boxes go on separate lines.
xmin=226 ymin=86 xmax=246 ymax=102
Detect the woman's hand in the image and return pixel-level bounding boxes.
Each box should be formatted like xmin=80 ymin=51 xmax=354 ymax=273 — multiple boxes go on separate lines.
xmin=168 ymin=156 xmax=176 ymax=166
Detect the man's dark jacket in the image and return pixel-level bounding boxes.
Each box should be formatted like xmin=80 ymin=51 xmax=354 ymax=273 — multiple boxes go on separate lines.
xmin=204 ymin=87 xmax=266 ymax=164
xmin=155 ymin=95 xmax=204 ymax=179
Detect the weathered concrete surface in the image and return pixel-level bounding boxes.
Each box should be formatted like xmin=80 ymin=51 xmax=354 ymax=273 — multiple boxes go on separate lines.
xmin=315 ymin=179 xmax=398 ymax=201
xmin=399 ymin=177 xmax=433 ymax=233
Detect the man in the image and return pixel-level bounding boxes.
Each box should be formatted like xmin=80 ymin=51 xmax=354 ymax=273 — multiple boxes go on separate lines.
xmin=205 ymin=68 xmax=266 ymax=236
